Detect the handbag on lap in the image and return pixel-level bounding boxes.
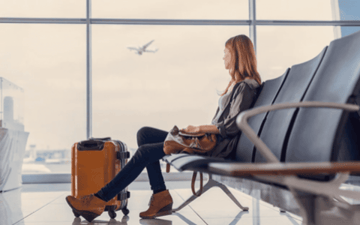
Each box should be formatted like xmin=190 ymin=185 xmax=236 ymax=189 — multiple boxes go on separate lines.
xmin=163 ymin=125 xmax=217 ymax=196
xmin=163 ymin=125 xmax=217 ymax=155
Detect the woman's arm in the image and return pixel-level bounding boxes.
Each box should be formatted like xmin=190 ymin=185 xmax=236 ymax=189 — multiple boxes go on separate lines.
xmin=181 ymin=125 xmax=220 ymax=134
xmin=213 ymin=82 xmax=258 ymax=138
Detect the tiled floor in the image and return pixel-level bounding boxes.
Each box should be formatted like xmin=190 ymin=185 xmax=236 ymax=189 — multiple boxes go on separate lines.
xmin=1 ymin=181 xmax=302 ymax=225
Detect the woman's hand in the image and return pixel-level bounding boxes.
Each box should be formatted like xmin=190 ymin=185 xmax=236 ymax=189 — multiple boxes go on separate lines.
xmin=181 ymin=125 xmax=201 ymax=134
xmin=202 ymin=125 xmax=220 ymax=134
xmin=181 ymin=125 xmax=220 ymax=134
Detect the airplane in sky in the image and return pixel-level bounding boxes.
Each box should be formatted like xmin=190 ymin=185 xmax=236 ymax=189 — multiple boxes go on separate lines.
xmin=128 ymin=40 xmax=158 ymax=55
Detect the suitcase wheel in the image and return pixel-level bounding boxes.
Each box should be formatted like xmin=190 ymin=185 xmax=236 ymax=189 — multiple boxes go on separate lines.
xmin=72 ymin=209 xmax=80 ymax=218
xmin=108 ymin=207 xmax=117 ymax=219
xmin=122 ymin=207 xmax=129 ymax=216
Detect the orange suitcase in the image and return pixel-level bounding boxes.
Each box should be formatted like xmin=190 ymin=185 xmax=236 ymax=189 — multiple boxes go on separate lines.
xmin=71 ymin=137 xmax=130 ymax=219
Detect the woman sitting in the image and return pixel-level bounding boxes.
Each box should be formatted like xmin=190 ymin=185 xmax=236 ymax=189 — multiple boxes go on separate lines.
xmin=65 ymin=34 xmax=262 ymax=222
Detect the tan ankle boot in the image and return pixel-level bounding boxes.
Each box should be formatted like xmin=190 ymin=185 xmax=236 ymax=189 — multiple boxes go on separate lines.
xmin=65 ymin=194 xmax=106 ymax=222
xmin=140 ymin=190 xmax=173 ymax=219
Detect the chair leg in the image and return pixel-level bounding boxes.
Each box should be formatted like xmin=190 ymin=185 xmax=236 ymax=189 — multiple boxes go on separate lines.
xmin=172 ymin=174 xmax=249 ymax=212
xmin=172 ymin=174 xmax=216 ymax=213
xmin=214 ymin=178 xmax=249 ymax=211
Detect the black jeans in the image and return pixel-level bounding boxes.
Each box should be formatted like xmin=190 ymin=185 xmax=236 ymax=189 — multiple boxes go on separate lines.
xmin=96 ymin=127 xmax=167 ymax=202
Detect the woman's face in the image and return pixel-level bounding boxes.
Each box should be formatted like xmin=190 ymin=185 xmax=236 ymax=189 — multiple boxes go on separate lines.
xmin=223 ymin=47 xmax=231 ymax=70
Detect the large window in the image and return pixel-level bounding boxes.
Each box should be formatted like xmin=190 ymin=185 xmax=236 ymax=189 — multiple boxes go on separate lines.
xmin=0 ymin=1 xmax=359 ymax=180
xmin=257 ymin=0 xmax=335 ymax=20
xmin=0 ymin=24 xmax=86 ymax=174
xmin=92 ymin=0 xmax=248 ymax=19
xmin=0 ymin=0 xmax=85 ymax=18
xmin=257 ymin=26 xmax=335 ymax=80
xmin=92 ymin=25 xmax=248 ymax=150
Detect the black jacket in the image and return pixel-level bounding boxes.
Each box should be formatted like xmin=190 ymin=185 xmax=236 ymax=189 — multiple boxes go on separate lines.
xmin=210 ymin=79 xmax=260 ymax=158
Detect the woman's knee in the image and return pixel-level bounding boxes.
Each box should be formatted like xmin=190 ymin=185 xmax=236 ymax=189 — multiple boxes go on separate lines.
xmin=134 ymin=143 xmax=164 ymax=163
xmin=137 ymin=126 xmax=153 ymax=146
xmin=133 ymin=145 xmax=151 ymax=162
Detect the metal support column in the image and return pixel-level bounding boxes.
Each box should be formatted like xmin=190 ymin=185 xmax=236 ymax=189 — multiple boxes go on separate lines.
xmin=86 ymin=0 xmax=92 ymax=139
xmin=249 ymin=0 xmax=257 ymax=55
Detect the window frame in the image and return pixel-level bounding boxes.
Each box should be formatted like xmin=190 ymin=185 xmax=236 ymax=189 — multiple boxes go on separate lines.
xmin=1 ymin=0 xmax=360 ymax=183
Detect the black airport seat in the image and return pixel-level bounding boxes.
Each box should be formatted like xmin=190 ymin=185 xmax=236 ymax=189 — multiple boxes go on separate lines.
xmin=164 ymin=30 xmax=360 ymax=225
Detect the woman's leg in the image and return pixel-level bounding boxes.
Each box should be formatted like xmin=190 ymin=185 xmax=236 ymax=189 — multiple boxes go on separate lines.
xmin=96 ymin=142 xmax=166 ymax=202
xmin=137 ymin=127 xmax=168 ymax=193
xmin=137 ymin=126 xmax=168 ymax=146
xmin=135 ymin=126 xmax=173 ymax=218
xmin=96 ymin=127 xmax=168 ymax=202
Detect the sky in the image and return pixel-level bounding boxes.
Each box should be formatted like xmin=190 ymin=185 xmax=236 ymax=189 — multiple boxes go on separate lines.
xmin=0 ymin=0 xmax=355 ymax=150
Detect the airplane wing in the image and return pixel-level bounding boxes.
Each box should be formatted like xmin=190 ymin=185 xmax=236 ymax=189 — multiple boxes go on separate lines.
xmin=142 ymin=40 xmax=154 ymax=50
xmin=144 ymin=48 xmax=158 ymax=53
xmin=127 ymin=47 xmax=139 ymax=51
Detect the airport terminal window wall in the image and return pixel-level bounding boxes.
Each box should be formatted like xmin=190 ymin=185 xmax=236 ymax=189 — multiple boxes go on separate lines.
xmin=257 ymin=26 xmax=336 ymax=80
xmin=257 ymin=0 xmax=335 ymax=20
xmin=92 ymin=25 xmax=248 ymax=153
xmin=0 ymin=23 xmax=86 ymax=174
xmin=0 ymin=0 xmax=359 ymax=182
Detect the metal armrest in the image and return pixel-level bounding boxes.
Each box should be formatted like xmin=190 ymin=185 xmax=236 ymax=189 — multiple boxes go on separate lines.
xmin=236 ymin=101 xmax=359 ymax=163
xmin=208 ymin=161 xmax=360 ymax=176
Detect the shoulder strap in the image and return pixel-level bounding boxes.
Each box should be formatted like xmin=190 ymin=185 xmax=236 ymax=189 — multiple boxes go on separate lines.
xmin=228 ymin=82 xmax=242 ymax=104
xmin=191 ymin=171 xmax=204 ymax=196
xmin=216 ymin=82 xmax=243 ymax=121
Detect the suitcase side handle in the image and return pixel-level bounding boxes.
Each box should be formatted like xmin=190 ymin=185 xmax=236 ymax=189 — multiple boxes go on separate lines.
xmin=117 ymin=191 xmax=130 ymax=200
xmin=117 ymin=151 xmax=130 ymax=159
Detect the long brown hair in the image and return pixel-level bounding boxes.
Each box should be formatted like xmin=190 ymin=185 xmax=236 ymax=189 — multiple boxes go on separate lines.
xmin=221 ymin=34 xmax=261 ymax=96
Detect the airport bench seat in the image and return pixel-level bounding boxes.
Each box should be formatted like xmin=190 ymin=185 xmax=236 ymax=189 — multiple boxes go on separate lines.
xmin=163 ymin=30 xmax=360 ymax=225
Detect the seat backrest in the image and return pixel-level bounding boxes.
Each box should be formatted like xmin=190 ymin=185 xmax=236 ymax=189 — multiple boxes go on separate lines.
xmin=235 ymin=69 xmax=289 ymax=162
xmin=254 ymin=47 xmax=327 ymax=162
xmin=285 ymin=30 xmax=360 ymax=164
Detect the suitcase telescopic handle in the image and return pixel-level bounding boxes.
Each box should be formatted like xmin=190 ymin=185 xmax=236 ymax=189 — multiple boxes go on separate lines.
xmin=77 ymin=140 xmax=105 ymax=151
xmin=90 ymin=137 xmax=111 ymax=141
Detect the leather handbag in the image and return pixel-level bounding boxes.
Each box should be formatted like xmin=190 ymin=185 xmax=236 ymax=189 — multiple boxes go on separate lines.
xmin=163 ymin=125 xmax=217 ymax=155
xmin=163 ymin=125 xmax=217 ymax=196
